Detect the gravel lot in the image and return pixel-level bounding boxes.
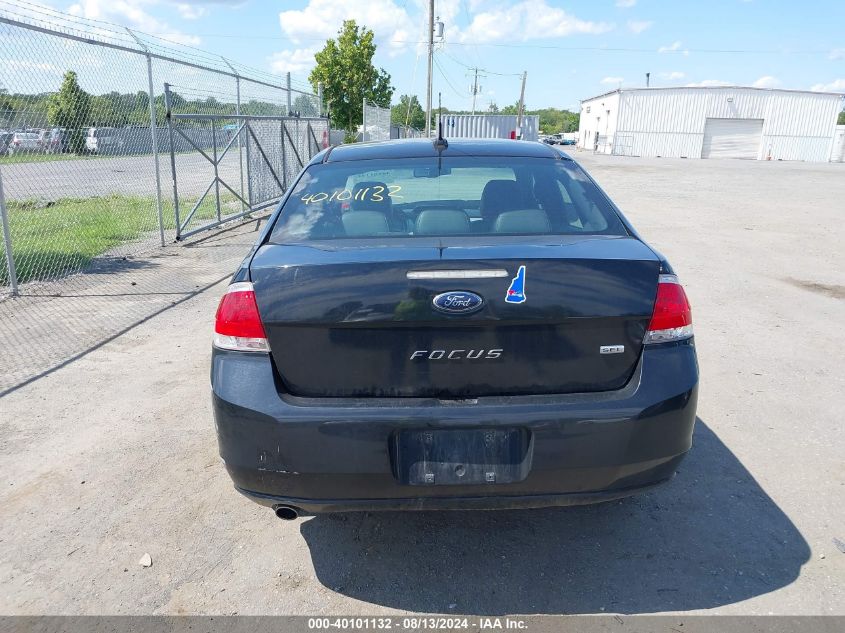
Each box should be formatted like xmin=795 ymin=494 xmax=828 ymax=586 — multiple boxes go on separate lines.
xmin=1 ymin=153 xmax=843 ymax=615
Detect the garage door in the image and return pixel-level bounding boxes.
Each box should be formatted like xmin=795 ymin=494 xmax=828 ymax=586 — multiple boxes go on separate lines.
xmin=702 ymin=118 xmax=764 ymax=159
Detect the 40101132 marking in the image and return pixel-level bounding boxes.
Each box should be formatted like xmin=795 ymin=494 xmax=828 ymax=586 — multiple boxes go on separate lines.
xmin=300 ymin=185 xmax=403 ymax=205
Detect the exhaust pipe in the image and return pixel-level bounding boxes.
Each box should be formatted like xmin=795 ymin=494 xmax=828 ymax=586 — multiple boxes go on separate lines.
xmin=273 ymin=505 xmax=299 ymax=521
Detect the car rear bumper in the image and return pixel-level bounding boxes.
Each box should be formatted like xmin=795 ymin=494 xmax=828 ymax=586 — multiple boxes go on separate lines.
xmin=211 ymin=340 xmax=698 ymax=514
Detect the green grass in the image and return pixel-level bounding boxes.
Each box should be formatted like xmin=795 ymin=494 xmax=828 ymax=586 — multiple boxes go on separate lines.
xmin=1 ymin=192 xmax=240 ymax=286
xmin=0 ymin=152 xmax=104 ymax=165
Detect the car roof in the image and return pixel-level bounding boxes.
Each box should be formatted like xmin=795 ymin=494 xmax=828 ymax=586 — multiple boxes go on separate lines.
xmin=317 ymin=138 xmax=571 ymax=164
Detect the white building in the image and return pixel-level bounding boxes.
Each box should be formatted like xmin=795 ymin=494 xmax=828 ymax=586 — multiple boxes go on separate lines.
xmin=578 ymin=87 xmax=844 ymax=162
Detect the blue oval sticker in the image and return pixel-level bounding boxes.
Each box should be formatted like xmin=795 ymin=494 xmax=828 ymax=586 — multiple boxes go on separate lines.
xmin=432 ymin=291 xmax=484 ymax=314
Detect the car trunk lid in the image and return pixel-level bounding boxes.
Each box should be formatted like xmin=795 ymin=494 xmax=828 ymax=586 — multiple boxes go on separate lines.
xmin=250 ymin=236 xmax=660 ymax=398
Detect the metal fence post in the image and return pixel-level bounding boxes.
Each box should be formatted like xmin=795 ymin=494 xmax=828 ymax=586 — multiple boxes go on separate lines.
xmin=0 ymin=165 xmax=19 ymax=296
xmin=286 ymin=72 xmax=292 ymax=115
xmin=163 ymin=83 xmax=181 ymax=239
xmin=317 ymin=82 xmax=323 ymax=117
xmin=212 ymin=125 xmax=221 ymax=222
xmin=127 ymin=28 xmax=165 ymax=246
xmin=223 ymin=57 xmax=246 ymax=213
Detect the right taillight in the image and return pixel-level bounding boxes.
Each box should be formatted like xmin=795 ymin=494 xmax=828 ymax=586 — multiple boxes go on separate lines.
xmin=213 ymin=282 xmax=269 ymax=352
xmin=644 ymin=274 xmax=693 ymax=344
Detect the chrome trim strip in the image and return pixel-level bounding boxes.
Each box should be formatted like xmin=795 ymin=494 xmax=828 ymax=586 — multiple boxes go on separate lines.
xmin=407 ymin=269 xmax=509 ymax=280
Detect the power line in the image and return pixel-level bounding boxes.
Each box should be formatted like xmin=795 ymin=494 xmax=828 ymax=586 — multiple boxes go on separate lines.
xmin=134 ymin=28 xmax=834 ymax=56
xmin=439 ymin=48 xmax=522 ymax=77
xmin=433 ymin=57 xmax=467 ymax=99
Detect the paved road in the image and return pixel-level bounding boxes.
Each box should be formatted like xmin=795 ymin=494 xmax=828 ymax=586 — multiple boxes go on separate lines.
xmin=0 ymin=155 xmax=843 ymax=615
xmin=1 ymin=152 xmax=244 ymax=200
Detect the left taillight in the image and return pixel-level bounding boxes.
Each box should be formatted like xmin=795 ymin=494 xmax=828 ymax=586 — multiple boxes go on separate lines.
xmin=644 ymin=274 xmax=693 ymax=344
xmin=213 ymin=282 xmax=269 ymax=352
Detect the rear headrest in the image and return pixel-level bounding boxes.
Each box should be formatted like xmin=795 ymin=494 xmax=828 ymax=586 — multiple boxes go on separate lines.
xmin=493 ymin=209 xmax=552 ymax=234
xmin=351 ymin=181 xmax=391 ymax=211
xmin=415 ymin=209 xmax=470 ymax=235
xmin=342 ymin=210 xmax=389 ymax=236
xmin=533 ymin=176 xmax=579 ymax=227
xmin=479 ymin=179 xmax=522 ymax=220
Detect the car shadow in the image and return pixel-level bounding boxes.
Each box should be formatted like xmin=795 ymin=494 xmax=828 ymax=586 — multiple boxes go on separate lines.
xmin=299 ymin=419 xmax=809 ymax=614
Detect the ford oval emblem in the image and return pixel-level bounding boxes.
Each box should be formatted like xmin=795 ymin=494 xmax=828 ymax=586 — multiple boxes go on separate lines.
xmin=432 ymin=291 xmax=484 ymax=314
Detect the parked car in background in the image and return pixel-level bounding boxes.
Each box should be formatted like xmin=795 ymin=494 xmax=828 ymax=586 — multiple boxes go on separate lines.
xmin=0 ymin=132 xmax=14 ymax=157
xmin=560 ymin=138 xmax=577 ymax=146
xmin=39 ymin=128 xmax=69 ymax=154
xmin=86 ymin=127 xmax=123 ymax=154
xmin=6 ymin=132 xmax=40 ymax=155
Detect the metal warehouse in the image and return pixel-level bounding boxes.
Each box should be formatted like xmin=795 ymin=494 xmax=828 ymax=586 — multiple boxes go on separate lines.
xmin=578 ymin=87 xmax=844 ymax=162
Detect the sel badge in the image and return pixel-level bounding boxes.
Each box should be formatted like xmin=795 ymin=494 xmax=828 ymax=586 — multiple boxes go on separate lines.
xmin=505 ymin=266 xmax=527 ymax=304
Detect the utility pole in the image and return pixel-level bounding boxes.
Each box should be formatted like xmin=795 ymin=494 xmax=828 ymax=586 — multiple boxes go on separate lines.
xmin=515 ymin=71 xmax=527 ymax=139
xmin=470 ymin=67 xmax=480 ymax=115
xmin=425 ymin=0 xmax=434 ymax=136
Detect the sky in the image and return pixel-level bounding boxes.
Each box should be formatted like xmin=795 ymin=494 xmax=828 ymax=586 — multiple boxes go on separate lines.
xmin=2 ymin=0 xmax=844 ymax=110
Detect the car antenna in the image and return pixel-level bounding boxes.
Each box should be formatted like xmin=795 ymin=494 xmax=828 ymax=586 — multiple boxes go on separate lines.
xmin=433 ymin=91 xmax=448 ymax=153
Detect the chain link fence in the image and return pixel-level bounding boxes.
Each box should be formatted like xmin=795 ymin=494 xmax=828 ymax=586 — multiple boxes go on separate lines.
xmin=361 ymin=100 xmax=392 ymax=142
xmin=0 ymin=1 xmax=322 ymax=297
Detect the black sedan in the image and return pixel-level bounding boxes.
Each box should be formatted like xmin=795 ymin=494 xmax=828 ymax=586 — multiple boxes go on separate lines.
xmin=211 ymin=138 xmax=698 ymax=519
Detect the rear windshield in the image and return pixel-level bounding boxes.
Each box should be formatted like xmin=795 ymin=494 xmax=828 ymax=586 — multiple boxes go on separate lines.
xmin=268 ymin=155 xmax=628 ymax=242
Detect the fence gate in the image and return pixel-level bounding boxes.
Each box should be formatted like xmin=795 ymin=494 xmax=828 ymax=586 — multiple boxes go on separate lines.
xmin=165 ymin=85 xmax=329 ymax=240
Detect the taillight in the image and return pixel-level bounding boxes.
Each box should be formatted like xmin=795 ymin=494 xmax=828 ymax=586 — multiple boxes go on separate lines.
xmin=213 ymin=282 xmax=269 ymax=352
xmin=644 ymin=274 xmax=693 ymax=344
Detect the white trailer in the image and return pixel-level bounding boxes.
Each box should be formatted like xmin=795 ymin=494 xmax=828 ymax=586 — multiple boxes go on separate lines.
xmin=436 ymin=114 xmax=540 ymax=142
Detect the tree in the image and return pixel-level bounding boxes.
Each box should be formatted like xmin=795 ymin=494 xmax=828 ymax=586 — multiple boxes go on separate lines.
xmin=391 ymin=94 xmax=426 ymax=130
xmin=839 ymin=110 xmax=845 ymax=125
xmin=293 ymin=93 xmax=318 ymax=117
xmin=308 ymin=20 xmax=393 ymax=138
xmin=47 ymin=70 xmax=91 ymax=153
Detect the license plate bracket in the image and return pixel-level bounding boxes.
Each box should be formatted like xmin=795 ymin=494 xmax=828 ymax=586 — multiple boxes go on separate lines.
xmin=395 ymin=428 xmax=531 ymax=486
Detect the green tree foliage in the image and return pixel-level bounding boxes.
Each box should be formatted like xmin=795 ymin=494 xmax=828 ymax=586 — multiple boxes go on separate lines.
xmin=47 ymin=71 xmax=91 ymax=153
xmin=309 ymin=20 xmax=393 ymax=137
xmin=536 ymin=108 xmax=579 ymax=133
xmin=293 ymin=93 xmax=318 ymax=117
xmin=838 ymin=110 xmax=845 ymax=125
xmin=0 ymin=92 xmax=13 ymax=123
xmin=391 ymin=94 xmax=426 ymax=130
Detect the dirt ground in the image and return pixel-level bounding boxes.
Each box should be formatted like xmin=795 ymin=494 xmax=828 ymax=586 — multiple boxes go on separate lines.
xmin=1 ymin=153 xmax=843 ymax=615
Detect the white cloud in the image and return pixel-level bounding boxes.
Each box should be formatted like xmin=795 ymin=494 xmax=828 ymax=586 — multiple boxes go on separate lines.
xmin=627 ymin=20 xmax=652 ymax=34
xmin=270 ymin=0 xmax=612 ymax=76
xmin=278 ymin=0 xmax=416 ymax=56
xmin=810 ymin=78 xmax=845 ymax=92
xmin=829 ymin=49 xmax=845 ymax=60
xmin=752 ymin=75 xmax=781 ymax=89
xmin=685 ymin=79 xmax=731 ymax=87
xmin=176 ymin=4 xmax=208 ymax=20
xmin=455 ymin=1 xmax=614 ymax=43
xmin=660 ymin=71 xmax=685 ymax=80
xmin=5 ymin=59 xmax=63 ymax=74
xmin=658 ymin=40 xmax=689 ymax=56
xmin=67 ymin=0 xmax=202 ymax=46
xmin=268 ymin=47 xmax=320 ymax=75
xmin=615 ymin=0 xmax=636 ymax=7
xmin=601 ymin=76 xmax=624 ymax=85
